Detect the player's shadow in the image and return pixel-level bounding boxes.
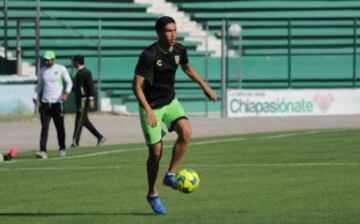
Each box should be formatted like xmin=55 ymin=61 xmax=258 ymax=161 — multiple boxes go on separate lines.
xmin=0 ymin=212 xmax=155 ymax=217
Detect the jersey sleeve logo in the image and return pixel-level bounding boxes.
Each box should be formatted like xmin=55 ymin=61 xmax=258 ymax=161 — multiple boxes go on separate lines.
xmin=174 ymin=55 xmax=180 ymax=65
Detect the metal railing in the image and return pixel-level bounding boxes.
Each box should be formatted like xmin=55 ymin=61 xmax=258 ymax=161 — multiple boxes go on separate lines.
xmin=222 ymin=17 xmax=360 ymax=87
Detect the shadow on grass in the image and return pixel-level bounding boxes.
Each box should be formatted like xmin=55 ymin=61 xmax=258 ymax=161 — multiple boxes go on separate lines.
xmin=0 ymin=212 xmax=155 ymax=217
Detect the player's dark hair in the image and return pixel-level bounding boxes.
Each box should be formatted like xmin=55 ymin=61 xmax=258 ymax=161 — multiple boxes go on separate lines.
xmin=72 ymin=55 xmax=85 ymax=65
xmin=155 ymin=16 xmax=176 ymax=33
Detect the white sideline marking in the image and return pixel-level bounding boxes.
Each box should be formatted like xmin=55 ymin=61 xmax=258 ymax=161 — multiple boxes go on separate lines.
xmin=190 ymin=137 xmax=247 ymax=146
xmin=0 ymin=129 xmax=333 ymax=164
xmin=51 ymin=147 xmax=145 ymax=160
xmin=260 ymin=133 xmax=300 ymax=139
xmin=52 ymin=136 xmax=265 ymax=161
xmin=0 ymin=162 xmax=358 ymax=172
xmin=7 ymin=137 xmax=250 ymax=163
xmin=187 ymin=162 xmax=360 ymax=167
xmin=258 ymin=130 xmax=321 ymax=140
xmin=52 ymin=137 xmax=248 ymax=160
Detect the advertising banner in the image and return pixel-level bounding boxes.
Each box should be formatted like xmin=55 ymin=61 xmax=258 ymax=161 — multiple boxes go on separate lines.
xmin=227 ymin=89 xmax=360 ymax=117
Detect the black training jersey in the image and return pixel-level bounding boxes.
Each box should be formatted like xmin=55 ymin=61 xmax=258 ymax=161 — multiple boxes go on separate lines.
xmin=74 ymin=67 xmax=95 ymax=107
xmin=134 ymin=42 xmax=189 ymax=109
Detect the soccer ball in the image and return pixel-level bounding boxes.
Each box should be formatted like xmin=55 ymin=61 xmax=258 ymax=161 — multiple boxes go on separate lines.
xmin=176 ymin=168 xmax=200 ymax=193
xmin=229 ymin=23 xmax=242 ymax=37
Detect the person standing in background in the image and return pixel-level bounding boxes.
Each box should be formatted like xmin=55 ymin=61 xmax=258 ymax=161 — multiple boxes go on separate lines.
xmin=71 ymin=55 xmax=105 ymax=148
xmin=33 ymin=50 xmax=73 ymax=159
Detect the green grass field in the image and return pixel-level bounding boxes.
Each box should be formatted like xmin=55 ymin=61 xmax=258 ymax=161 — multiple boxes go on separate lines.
xmin=0 ymin=128 xmax=360 ymax=224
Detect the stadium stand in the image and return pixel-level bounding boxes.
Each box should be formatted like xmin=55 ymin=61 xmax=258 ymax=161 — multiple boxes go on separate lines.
xmin=0 ymin=0 xmax=210 ymax=112
xmin=1 ymin=0 xmax=359 ymax=114
xmin=167 ymin=0 xmax=360 ymax=88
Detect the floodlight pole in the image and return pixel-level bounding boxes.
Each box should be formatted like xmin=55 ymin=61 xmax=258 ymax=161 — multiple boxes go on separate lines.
xmin=353 ymin=18 xmax=357 ymax=87
xmin=35 ymin=0 xmax=40 ymax=76
xmin=221 ymin=19 xmax=227 ymax=118
xmin=287 ymin=19 xmax=292 ymax=88
xmin=238 ymin=26 xmax=243 ymax=89
xmin=4 ymin=0 xmax=8 ymax=60
xmin=225 ymin=19 xmax=229 ymax=88
xmin=204 ymin=22 xmax=209 ymax=117
xmin=16 ymin=20 xmax=22 ymax=75
xmin=97 ymin=19 xmax=102 ymax=112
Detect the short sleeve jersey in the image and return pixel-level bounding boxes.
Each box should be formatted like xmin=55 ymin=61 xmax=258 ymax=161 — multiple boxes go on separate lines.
xmin=134 ymin=42 xmax=189 ymax=109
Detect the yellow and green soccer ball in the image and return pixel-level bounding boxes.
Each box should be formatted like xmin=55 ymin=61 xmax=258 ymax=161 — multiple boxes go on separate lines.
xmin=176 ymin=168 xmax=200 ymax=193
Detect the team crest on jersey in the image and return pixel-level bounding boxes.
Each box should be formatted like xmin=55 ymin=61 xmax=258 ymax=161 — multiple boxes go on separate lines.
xmin=156 ymin=59 xmax=162 ymax=67
xmin=174 ymin=55 xmax=180 ymax=64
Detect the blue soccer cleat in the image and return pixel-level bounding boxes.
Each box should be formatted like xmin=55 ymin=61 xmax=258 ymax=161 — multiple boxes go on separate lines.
xmin=147 ymin=195 xmax=167 ymax=215
xmin=163 ymin=173 xmax=177 ymax=190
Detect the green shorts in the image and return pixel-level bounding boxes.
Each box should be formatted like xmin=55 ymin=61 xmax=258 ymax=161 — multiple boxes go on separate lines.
xmin=139 ymin=98 xmax=187 ymax=145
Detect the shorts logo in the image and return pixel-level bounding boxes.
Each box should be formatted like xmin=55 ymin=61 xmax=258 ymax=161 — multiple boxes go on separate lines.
xmin=156 ymin=59 xmax=162 ymax=67
xmin=174 ymin=55 xmax=180 ymax=65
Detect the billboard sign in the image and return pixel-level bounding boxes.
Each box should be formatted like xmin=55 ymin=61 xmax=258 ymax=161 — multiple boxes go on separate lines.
xmin=227 ymin=89 xmax=360 ymax=117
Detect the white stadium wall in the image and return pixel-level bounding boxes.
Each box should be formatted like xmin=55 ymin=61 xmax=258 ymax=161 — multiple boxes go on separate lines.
xmin=0 ymin=84 xmax=35 ymax=115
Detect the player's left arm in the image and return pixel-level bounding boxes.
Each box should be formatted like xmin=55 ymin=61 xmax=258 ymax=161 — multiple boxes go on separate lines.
xmin=181 ymin=63 xmax=217 ymax=101
xmin=85 ymin=70 xmax=96 ymax=109
xmin=33 ymin=70 xmax=44 ymax=105
xmin=61 ymin=67 xmax=73 ymax=102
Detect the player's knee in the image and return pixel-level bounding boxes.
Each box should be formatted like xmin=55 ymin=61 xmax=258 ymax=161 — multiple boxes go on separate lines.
xmin=148 ymin=144 xmax=162 ymax=161
xmin=147 ymin=157 xmax=160 ymax=170
xmin=179 ymin=127 xmax=192 ymax=144
xmin=151 ymin=151 xmax=162 ymax=161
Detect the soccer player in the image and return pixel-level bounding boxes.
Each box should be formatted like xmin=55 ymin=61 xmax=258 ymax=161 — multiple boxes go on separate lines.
xmin=71 ymin=55 xmax=105 ymax=148
xmin=33 ymin=50 xmax=73 ymax=159
xmin=133 ymin=16 xmax=217 ymax=214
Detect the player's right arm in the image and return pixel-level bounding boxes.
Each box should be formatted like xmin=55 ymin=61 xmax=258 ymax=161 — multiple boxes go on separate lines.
xmin=33 ymin=70 xmax=44 ymax=105
xmin=133 ymin=74 xmax=157 ymax=127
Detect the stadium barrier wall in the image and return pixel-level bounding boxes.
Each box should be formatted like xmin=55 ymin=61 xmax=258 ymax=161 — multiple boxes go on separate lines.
xmin=0 ymin=84 xmax=35 ymax=114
